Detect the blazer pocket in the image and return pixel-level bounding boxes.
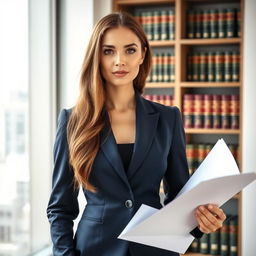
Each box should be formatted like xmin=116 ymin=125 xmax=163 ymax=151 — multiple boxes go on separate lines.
xmin=81 ymin=204 xmax=104 ymax=224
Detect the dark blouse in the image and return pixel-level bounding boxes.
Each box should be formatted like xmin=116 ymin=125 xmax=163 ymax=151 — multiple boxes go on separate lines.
xmin=116 ymin=143 xmax=134 ymax=172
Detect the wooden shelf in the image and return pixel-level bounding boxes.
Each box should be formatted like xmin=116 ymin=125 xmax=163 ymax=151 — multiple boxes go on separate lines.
xmin=185 ymin=128 xmax=240 ymax=134
xmin=180 ymin=38 xmax=241 ymax=45
xmin=113 ymin=1 xmax=244 ymax=255
xmin=180 ymin=82 xmax=241 ymax=88
xmin=145 ymin=82 xmax=175 ymax=88
xmin=115 ymin=0 xmax=175 ymax=5
xmin=149 ymin=40 xmax=175 ymax=47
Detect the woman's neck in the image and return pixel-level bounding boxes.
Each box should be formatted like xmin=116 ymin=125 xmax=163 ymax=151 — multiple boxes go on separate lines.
xmin=105 ymin=86 xmax=136 ymax=112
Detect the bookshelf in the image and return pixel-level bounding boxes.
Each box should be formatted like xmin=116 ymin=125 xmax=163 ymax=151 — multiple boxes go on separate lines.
xmin=113 ymin=0 xmax=243 ymax=255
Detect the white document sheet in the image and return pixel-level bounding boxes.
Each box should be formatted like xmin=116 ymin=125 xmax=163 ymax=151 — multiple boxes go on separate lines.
xmin=118 ymin=139 xmax=256 ymax=254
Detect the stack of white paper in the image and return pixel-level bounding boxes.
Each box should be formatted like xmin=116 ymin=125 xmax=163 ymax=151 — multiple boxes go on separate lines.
xmin=118 ymin=139 xmax=256 ymax=254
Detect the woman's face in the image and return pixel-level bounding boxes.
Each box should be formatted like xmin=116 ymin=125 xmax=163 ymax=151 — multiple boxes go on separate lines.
xmin=100 ymin=26 xmax=145 ymax=89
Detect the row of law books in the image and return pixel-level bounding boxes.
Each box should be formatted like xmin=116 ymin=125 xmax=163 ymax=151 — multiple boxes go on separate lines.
xmin=187 ymin=51 xmax=240 ymax=82
xmin=188 ymin=215 xmax=238 ymax=256
xmin=183 ymin=94 xmax=239 ymax=129
xmin=186 ymin=143 xmax=238 ymax=175
xmin=134 ymin=9 xmax=175 ymax=41
xmin=187 ymin=8 xmax=241 ymax=39
xmin=143 ymin=94 xmax=174 ymax=106
xmin=147 ymin=52 xmax=175 ymax=83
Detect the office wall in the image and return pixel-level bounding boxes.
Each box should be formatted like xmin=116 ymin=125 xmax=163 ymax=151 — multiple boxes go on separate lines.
xmin=58 ymin=0 xmax=94 ymax=110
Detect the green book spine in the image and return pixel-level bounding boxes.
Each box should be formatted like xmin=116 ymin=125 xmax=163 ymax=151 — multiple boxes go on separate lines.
xmin=210 ymin=9 xmax=218 ymax=38
xmin=202 ymin=10 xmax=210 ymax=38
xmin=170 ymin=53 xmax=175 ymax=82
xmin=215 ymin=51 xmax=224 ymax=82
xmin=193 ymin=144 xmax=199 ymax=170
xmin=195 ymin=10 xmax=202 ymax=38
xmin=199 ymin=233 xmax=209 ymax=254
xmin=156 ymin=54 xmax=161 ymax=82
xmin=158 ymin=53 xmax=164 ymax=82
xmin=232 ymin=51 xmax=240 ymax=81
xmin=160 ymin=10 xmax=168 ymax=40
xmin=146 ymin=11 xmax=153 ymax=41
xmin=163 ymin=53 xmax=169 ymax=82
xmin=192 ymin=52 xmax=200 ymax=81
xmin=229 ymin=216 xmax=238 ymax=256
xmin=208 ymin=52 xmax=215 ymax=81
xmin=236 ymin=8 xmax=241 ymax=37
xmin=153 ymin=11 xmax=160 ymax=41
xmin=151 ymin=54 xmax=158 ymax=82
xmin=168 ymin=9 xmax=175 ymax=40
xmin=199 ymin=52 xmax=208 ymax=81
xmin=220 ymin=217 xmax=230 ymax=256
xmin=166 ymin=53 xmax=172 ymax=82
xmin=141 ymin=12 xmax=147 ymax=37
xmin=187 ymin=10 xmax=195 ymax=38
xmin=187 ymin=53 xmax=193 ymax=81
xmin=218 ymin=9 xmax=227 ymax=38
xmin=224 ymin=51 xmax=232 ymax=82
xmin=226 ymin=8 xmax=236 ymax=38
xmin=190 ymin=238 xmax=200 ymax=252
xmin=210 ymin=230 xmax=220 ymax=255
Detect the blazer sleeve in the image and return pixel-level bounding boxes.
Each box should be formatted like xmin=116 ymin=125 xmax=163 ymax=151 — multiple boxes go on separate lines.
xmin=163 ymin=107 xmax=203 ymax=239
xmin=163 ymin=106 xmax=189 ymax=205
xmin=47 ymin=109 xmax=79 ymax=256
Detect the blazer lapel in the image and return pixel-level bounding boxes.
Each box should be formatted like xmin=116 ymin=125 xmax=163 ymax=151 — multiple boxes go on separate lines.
xmin=126 ymin=90 xmax=159 ymax=180
xmin=100 ymin=112 xmax=129 ymax=188
xmin=100 ymin=89 xmax=159 ymax=186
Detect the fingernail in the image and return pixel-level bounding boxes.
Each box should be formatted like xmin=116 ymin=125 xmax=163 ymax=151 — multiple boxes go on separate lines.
xmin=208 ymin=205 xmax=213 ymax=210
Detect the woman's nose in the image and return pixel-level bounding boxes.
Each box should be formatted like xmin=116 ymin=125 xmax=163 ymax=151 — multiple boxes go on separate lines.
xmin=115 ymin=53 xmax=125 ymax=66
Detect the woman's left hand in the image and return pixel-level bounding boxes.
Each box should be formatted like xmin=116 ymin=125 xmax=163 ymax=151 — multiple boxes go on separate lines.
xmin=195 ymin=204 xmax=226 ymax=234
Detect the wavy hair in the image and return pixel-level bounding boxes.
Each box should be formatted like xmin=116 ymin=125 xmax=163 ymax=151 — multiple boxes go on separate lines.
xmin=67 ymin=12 xmax=152 ymax=192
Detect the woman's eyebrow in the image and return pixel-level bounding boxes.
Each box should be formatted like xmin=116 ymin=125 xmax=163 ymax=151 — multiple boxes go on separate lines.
xmin=102 ymin=43 xmax=138 ymax=48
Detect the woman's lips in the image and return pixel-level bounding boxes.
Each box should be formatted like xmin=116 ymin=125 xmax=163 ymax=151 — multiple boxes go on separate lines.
xmin=112 ymin=71 xmax=129 ymax=77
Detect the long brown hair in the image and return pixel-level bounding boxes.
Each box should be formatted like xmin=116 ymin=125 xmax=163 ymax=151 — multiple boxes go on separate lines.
xmin=67 ymin=12 xmax=152 ymax=192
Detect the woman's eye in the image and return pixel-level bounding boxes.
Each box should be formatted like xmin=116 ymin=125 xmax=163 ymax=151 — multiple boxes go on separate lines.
xmin=127 ymin=48 xmax=136 ymax=54
xmin=103 ymin=49 xmax=113 ymax=55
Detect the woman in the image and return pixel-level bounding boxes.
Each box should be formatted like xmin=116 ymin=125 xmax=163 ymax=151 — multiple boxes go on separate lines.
xmin=47 ymin=12 xmax=226 ymax=256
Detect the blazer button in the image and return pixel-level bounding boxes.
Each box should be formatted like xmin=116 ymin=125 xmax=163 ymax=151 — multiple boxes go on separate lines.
xmin=125 ymin=200 xmax=133 ymax=208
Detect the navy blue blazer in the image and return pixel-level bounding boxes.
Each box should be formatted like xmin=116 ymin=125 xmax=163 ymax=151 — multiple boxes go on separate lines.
xmin=47 ymin=89 xmax=201 ymax=256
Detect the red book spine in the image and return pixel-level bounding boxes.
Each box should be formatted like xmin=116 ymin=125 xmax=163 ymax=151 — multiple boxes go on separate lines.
xmin=194 ymin=94 xmax=204 ymax=128
xmin=230 ymin=95 xmax=239 ymax=129
xmin=212 ymin=94 xmax=221 ymax=129
xmin=183 ymin=94 xmax=194 ymax=128
xmin=204 ymin=94 xmax=213 ymax=128
xmin=221 ymin=95 xmax=231 ymax=129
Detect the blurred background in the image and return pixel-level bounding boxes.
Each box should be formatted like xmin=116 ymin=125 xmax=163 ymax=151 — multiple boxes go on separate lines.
xmin=0 ymin=0 xmax=255 ymax=255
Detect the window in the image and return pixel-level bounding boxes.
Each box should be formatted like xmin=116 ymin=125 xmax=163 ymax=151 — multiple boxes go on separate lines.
xmin=0 ymin=0 xmax=30 ymax=255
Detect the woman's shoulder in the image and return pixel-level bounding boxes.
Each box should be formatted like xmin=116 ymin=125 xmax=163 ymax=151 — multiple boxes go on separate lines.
xmin=57 ymin=107 xmax=74 ymax=128
xmin=142 ymin=97 xmax=180 ymax=116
